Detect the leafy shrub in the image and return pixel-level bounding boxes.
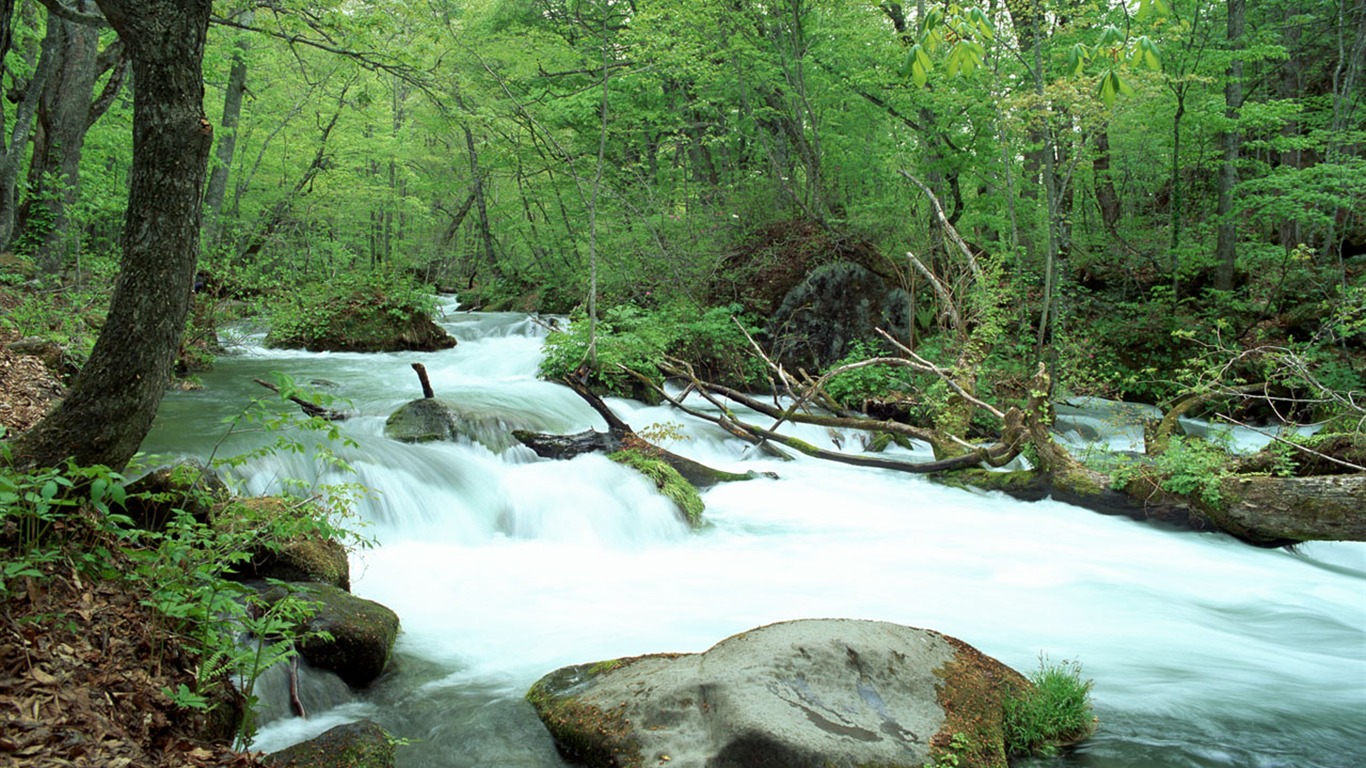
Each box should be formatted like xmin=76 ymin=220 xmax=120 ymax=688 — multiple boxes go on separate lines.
xmin=1003 ymin=657 xmax=1096 ymax=758
xmin=539 ymin=302 xmax=766 ymax=398
xmin=267 ymin=270 xmax=441 ymax=351
xmin=824 ymin=339 xmax=918 ymax=408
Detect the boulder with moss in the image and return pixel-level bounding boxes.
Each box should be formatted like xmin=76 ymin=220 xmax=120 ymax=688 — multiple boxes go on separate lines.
xmin=262 ymin=583 xmax=399 ymax=689
xmin=266 ymin=276 xmax=456 ymax=353
xmin=213 ymin=496 xmax=351 ymax=590
xmin=263 ymin=719 xmax=396 ymax=768
xmin=527 ymin=618 xmax=1074 ymax=768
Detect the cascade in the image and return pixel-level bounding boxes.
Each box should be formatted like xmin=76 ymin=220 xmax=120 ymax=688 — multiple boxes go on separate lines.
xmin=141 ymin=306 xmax=1366 ymax=768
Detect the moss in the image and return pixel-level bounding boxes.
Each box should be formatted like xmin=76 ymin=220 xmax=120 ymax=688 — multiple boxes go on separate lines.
xmin=527 ymin=666 xmax=642 ymax=768
xmin=609 ymin=449 xmax=705 ymax=526
xmin=936 ymin=468 xmax=1038 ymax=493
xmin=263 ymin=719 xmax=396 ymax=767
xmin=927 ymin=637 xmax=1028 ymax=768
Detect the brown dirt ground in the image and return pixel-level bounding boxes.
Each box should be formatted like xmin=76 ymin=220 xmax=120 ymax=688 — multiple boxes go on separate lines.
xmin=1 ymin=331 xmax=268 ymax=768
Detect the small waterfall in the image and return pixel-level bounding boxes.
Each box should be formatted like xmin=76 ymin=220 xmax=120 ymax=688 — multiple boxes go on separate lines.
xmin=141 ymin=309 xmax=1366 ymax=768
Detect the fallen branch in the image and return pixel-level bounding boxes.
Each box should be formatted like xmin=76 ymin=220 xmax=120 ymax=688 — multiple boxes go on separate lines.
xmin=252 ymin=378 xmax=349 ymax=421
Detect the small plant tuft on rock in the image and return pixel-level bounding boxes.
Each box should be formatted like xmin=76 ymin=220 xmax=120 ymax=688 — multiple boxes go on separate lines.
xmin=1002 ymin=656 xmax=1096 ymax=758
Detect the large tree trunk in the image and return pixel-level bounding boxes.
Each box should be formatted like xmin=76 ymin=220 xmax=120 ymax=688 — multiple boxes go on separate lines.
xmin=13 ymin=0 xmax=213 ymax=471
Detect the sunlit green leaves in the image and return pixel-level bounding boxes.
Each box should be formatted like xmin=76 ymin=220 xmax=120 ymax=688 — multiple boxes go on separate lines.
xmin=1130 ymin=36 xmax=1162 ymax=71
xmin=1097 ymin=69 xmax=1136 ymax=107
xmin=904 ymin=2 xmax=995 ymax=87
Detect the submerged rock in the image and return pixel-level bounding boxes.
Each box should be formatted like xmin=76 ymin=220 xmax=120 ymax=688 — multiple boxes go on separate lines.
xmin=527 ymin=618 xmax=1031 ymax=768
xmin=264 ymin=719 xmax=396 ymax=768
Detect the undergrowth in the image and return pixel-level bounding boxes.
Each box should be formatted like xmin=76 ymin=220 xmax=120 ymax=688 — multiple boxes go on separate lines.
xmin=0 ymin=377 xmax=369 ymax=749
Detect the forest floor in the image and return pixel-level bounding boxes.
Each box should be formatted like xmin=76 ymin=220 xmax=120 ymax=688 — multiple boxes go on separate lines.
xmin=1 ymin=327 xmax=266 ymax=768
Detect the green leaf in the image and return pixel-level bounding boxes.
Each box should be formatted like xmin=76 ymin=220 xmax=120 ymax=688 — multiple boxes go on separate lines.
xmin=969 ymin=7 xmax=995 ymax=40
xmin=1132 ymin=36 xmax=1162 ymax=71
xmin=1097 ymin=70 xmax=1134 ymax=107
xmin=1068 ymin=43 xmax=1089 ymax=76
xmin=1097 ymin=25 xmax=1124 ymax=47
xmin=909 ymin=44 xmax=932 ymax=87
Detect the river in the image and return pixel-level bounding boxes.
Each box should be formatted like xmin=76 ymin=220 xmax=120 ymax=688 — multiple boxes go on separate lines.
xmin=140 ymin=304 xmax=1366 ymax=768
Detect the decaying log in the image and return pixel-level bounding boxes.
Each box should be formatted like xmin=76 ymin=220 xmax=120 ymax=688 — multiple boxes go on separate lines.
xmin=512 ymin=374 xmax=774 ymax=487
xmin=253 ymin=378 xmax=349 ymax=421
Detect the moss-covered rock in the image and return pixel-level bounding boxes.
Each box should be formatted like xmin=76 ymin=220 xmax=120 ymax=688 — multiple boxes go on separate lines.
xmin=263 ymin=719 xmax=396 ymax=768
xmin=384 ymin=398 xmax=538 ymax=451
xmin=271 ymin=583 xmax=399 ymax=688
xmin=266 ymin=276 xmax=456 ymax=353
xmin=123 ymin=460 xmax=231 ymax=530
xmin=213 ymin=496 xmax=351 ymax=590
xmin=609 ymin=448 xmax=704 ymax=526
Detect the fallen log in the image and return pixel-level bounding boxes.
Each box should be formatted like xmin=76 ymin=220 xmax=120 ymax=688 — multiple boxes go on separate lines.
xmin=512 ymin=375 xmax=775 ymax=487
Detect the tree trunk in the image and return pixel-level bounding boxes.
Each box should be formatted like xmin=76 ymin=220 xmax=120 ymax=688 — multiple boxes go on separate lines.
xmin=13 ymin=0 xmax=213 ymax=471
xmin=0 ymin=21 xmax=57 ymax=252
xmin=203 ymin=12 xmax=251 ymax=246
xmin=20 ymin=2 xmax=108 ymax=276
xmin=1213 ymin=0 xmax=1245 ymax=291
xmin=1093 ymin=128 xmax=1121 ymax=235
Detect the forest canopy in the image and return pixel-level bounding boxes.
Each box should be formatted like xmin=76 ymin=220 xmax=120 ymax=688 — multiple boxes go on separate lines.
xmin=0 ymin=0 xmax=1361 ymax=418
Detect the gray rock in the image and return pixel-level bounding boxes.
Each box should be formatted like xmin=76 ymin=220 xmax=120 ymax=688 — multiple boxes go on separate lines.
xmin=278 ymin=583 xmax=400 ymax=688
xmin=264 ymin=719 xmax=395 ymax=768
xmin=384 ymin=397 xmax=537 ymax=450
xmin=527 ymin=618 xmax=1027 ymax=768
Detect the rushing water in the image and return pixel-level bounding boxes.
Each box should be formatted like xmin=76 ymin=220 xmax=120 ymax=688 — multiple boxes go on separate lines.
xmin=141 ymin=304 xmax=1366 ymax=768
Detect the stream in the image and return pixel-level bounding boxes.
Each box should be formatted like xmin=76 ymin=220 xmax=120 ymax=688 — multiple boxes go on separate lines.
xmin=140 ymin=303 xmax=1366 ymax=768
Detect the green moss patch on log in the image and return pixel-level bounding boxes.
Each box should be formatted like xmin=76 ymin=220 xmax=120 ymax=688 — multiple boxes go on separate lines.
xmin=608 ymin=448 xmax=705 ymax=527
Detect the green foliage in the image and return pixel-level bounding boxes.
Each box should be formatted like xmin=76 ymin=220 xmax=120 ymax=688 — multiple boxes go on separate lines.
xmin=267 ymin=270 xmax=439 ymax=351
xmin=540 ymin=302 xmax=766 ymax=398
xmin=0 ymin=381 xmax=368 ymax=750
xmin=825 ymin=339 xmax=917 ymax=409
xmin=1152 ymin=435 xmax=1232 ymax=508
xmin=921 ymin=731 xmax=972 ymax=768
xmin=1003 ymin=657 xmax=1096 ymax=758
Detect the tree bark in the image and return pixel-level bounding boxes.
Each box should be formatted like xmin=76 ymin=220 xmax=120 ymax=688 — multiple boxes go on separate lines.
xmin=0 ymin=20 xmax=57 ymax=252
xmin=13 ymin=0 xmax=213 ymax=471
xmin=1213 ymin=0 xmax=1245 ymax=291
xmin=203 ymin=11 xmax=251 ymax=246
xmin=19 ymin=1 xmax=118 ymax=276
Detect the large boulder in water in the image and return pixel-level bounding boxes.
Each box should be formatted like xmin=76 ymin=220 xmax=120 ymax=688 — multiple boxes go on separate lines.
xmin=527 ymin=618 xmax=1030 ymax=768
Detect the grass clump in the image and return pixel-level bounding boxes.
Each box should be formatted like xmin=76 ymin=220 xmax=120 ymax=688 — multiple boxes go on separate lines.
xmin=1003 ymin=657 xmax=1096 ymax=758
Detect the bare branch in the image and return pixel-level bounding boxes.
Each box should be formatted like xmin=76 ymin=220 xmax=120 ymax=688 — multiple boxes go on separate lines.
xmin=898 ymin=170 xmax=983 ymax=281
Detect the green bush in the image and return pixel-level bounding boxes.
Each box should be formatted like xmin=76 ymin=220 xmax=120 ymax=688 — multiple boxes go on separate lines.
xmin=267 ymin=270 xmax=439 ymax=351
xmin=824 ymin=339 xmax=918 ymax=408
xmin=1003 ymin=657 xmax=1096 ymax=758
xmin=539 ymin=302 xmax=766 ymax=398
